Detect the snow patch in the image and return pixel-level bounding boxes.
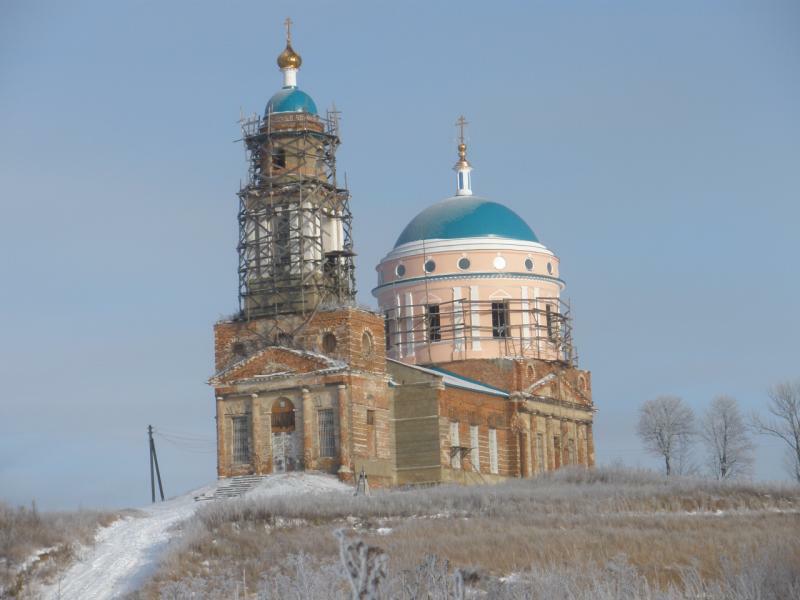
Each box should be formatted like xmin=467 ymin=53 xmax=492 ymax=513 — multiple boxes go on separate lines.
xmin=37 ymin=473 xmax=349 ymax=599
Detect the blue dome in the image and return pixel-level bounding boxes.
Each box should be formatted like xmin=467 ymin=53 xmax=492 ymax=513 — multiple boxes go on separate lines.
xmin=395 ymin=197 xmax=539 ymax=248
xmin=265 ymin=87 xmax=318 ymax=115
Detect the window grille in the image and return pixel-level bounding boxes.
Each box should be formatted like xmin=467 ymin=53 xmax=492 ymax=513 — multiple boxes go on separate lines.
xmin=491 ymin=302 xmax=509 ymax=338
xmin=470 ymin=425 xmax=480 ymax=472
xmin=489 ymin=428 xmax=499 ymax=474
xmin=318 ymin=409 xmax=336 ymax=458
xmin=426 ymin=304 xmax=441 ymax=341
xmin=536 ymin=433 xmax=545 ymax=473
xmin=450 ymin=421 xmax=461 ymax=469
xmin=231 ymin=416 xmax=250 ymax=464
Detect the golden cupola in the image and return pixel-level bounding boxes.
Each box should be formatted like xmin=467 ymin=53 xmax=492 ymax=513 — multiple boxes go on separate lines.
xmin=277 ymin=17 xmax=302 ymax=70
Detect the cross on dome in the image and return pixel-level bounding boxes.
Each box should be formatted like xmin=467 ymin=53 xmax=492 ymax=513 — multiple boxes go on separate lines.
xmin=453 ymin=115 xmax=473 ymax=196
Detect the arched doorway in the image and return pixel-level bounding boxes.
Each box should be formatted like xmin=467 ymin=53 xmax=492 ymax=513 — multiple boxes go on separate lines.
xmin=271 ymin=398 xmax=299 ymax=473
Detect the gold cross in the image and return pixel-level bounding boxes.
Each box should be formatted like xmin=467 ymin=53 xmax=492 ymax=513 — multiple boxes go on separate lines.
xmin=456 ymin=115 xmax=468 ymax=145
xmin=284 ymin=17 xmax=293 ymax=43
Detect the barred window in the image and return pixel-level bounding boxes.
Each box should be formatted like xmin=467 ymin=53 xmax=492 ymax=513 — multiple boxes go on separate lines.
xmin=318 ymin=409 xmax=336 ymax=458
xmin=488 ymin=428 xmax=499 ymax=474
xmin=231 ymin=416 xmax=250 ymax=464
xmin=536 ymin=433 xmax=545 ymax=473
xmin=491 ymin=302 xmax=509 ymax=338
xmin=470 ymin=425 xmax=480 ymax=472
xmin=426 ymin=304 xmax=441 ymax=341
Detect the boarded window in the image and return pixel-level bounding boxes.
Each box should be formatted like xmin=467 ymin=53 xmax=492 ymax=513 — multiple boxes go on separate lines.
xmin=231 ymin=416 xmax=250 ymax=464
xmin=470 ymin=425 xmax=480 ymax=472
xmin=489 ymin=428 xmax=499 ymax=474
xmin=271 ymin=398 xmax=295 ymax=432
xmin=426 ymin=304 xmax=441 ymax=341
xmin=318 ymin=409 xmax=336 ymax=458
xmin=536 ymin=433 xmax=545 ymax=473
xmin=491 ymin=302 xmax=509 ymax=338
xmin=450 ymin=421 xmax=461 ymax=469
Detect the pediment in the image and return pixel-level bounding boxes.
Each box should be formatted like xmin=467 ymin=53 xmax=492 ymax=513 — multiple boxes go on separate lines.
xmin=210 ymin=346 xmax=342 ymax=385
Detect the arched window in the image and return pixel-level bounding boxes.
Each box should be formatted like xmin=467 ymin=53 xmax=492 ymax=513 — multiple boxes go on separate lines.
xmin=361 ymin=331 xmax=374 ymax=357
xmin=322 ymin=332 xmax=337 ymax=353
xmin=271 ymin=398 xmax=295 ymax=432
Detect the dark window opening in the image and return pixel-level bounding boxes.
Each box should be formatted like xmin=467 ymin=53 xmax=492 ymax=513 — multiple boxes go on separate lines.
xmin=322 ymin=332 xmax=337 ymax=353
xmin=553 ymin=435 xmax=562 ymax=469
xmin=366 ymin=409 xmax=375 ymax=425
xmin=384 ymin=311 xmax=392 ymax=350
xmin=546 ymin=304 xmax=555 ymax=340
xmin=492 ymin=301 xmax=510 ymax=338
xmin=271 ymin=147 xmax=286 ymax=169
xmin=426 ymin=304 xmax=441 ymax=341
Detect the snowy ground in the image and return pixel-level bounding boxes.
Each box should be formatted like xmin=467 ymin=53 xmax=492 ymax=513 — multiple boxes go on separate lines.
xmin=37 ymin=473 xmax=351 ymax=600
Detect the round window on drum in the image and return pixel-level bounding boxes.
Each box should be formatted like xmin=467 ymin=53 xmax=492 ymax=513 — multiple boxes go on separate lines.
xmin=424 ymin=259 xmax=436 ymax=273
xmin=458 ymin=257 xmax=471 ymax=270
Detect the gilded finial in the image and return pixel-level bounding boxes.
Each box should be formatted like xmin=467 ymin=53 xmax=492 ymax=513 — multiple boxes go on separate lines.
xmin=277 ymin=17 xmax=302 ymax=69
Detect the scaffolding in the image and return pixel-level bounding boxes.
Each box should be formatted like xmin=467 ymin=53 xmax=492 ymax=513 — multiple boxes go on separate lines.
xmin=384 ymin=296 xmax=577 ymax=365
xmin=236 ymin=108 xmax=356 ymax=321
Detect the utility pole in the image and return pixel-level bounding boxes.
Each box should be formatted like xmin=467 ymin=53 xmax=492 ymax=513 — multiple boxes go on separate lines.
xmin=148 ymin=425 xmax=165 ymax=502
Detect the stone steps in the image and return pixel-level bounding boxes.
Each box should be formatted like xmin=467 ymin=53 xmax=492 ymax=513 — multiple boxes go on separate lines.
xmin=194 ymin=475 xmax=266 ymax=502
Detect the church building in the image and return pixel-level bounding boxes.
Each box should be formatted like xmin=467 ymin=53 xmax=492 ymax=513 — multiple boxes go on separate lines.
xmin=211 ymin=24 xmax=595 ymax=487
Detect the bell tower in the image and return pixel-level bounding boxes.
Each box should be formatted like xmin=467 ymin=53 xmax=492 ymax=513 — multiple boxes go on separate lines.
xmin=237 ymin=19 xmax=356 ymax=322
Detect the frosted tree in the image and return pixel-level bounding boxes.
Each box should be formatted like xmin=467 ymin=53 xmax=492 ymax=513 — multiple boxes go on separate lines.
xmin=637 ymin=395 xmax=695 ymax=475
xmin=753 ymin=379 xmax=800 ymax=483
xmin=701 ymin=395 xmax=753 ymax=480
xmin=335 ymin=529 xmax=388 ymax=600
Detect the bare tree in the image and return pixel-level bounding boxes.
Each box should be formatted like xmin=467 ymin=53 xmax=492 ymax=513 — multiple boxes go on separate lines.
xmin=637 ymin=395 xmax=695 ymax=475
xmin=701 ymin=395 xmax=753 ymax=480
xmin=753 ymin=379 xmax=800 ymax=483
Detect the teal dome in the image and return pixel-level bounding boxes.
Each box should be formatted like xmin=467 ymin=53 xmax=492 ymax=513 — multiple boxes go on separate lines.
xmin=265 ymin=87 xmax=317 ymax=115
xmin=395 ymin=197 xmax=539 ymax=248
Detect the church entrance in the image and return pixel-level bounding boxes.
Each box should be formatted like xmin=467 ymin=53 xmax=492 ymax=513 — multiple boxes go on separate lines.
xmin=271 ymin=398 xmax=300 ymax=472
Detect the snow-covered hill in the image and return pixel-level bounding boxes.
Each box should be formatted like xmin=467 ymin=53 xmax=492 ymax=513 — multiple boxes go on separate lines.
xmin=37 ymin=473 xmax=351 ymax=599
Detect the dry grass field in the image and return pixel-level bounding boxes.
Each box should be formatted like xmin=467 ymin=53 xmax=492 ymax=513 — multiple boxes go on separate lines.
xmin=137 ymin=468 xmax=800 ymax=599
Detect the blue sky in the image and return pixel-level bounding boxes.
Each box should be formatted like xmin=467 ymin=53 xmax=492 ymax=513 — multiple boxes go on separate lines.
xmin=1 ymin=1 xmax=798 ymax=509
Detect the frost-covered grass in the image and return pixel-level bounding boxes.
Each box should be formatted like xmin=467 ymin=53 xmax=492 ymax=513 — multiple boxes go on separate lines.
xmin=0 ymin=501 xmax=122 ymax=597
xmin=138 ymin=467 xmax=800 ymax=599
